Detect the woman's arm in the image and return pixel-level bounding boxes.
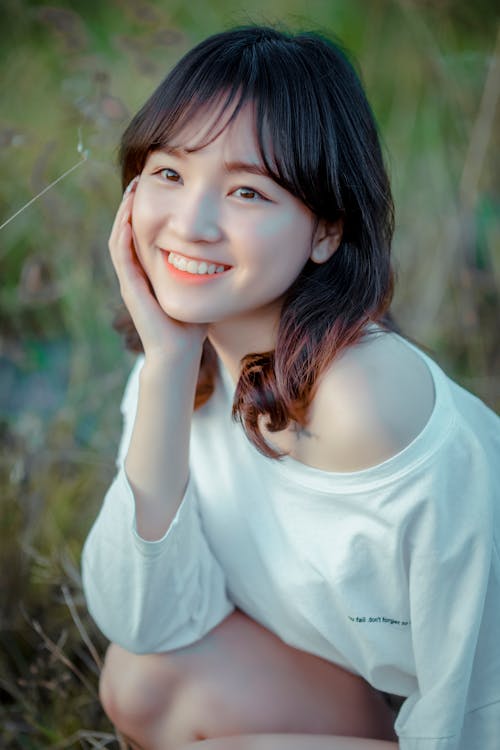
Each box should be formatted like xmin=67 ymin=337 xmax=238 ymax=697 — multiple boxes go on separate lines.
xmin=125 ymin=347 xmax=202 ymax=540
xmin=108 ymin=177 xmax=208 ymax=540
xmin=82 ymin=357 xmax=234 ymax=653
xmin=81 ymin=181 xmax=234 ymax=652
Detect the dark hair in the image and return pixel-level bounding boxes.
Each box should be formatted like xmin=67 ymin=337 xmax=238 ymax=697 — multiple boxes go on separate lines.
xmin=116 ymin=25 xmax=397 ymax=458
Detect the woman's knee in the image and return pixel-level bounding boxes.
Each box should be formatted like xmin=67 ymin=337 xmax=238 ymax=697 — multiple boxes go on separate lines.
xmin=99 ymin=642 xmax=221 ymax=745
xmin=99 ymin=643 xmax=179 ymax=728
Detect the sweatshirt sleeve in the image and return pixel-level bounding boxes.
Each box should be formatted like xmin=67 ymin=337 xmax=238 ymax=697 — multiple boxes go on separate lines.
xmin=81 ymin=356 xmax=234 ymax=654
xmin=394 ymin=452 xmax=500 ymax=750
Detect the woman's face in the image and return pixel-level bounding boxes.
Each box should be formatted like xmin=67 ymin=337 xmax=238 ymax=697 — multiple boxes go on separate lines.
xmin=131 ymin=103 xmax=323 ymax=329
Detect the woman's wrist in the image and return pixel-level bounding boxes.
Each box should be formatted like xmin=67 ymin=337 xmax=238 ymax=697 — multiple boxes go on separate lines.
xmin=140 ymin=344 xmax=204 ymax=380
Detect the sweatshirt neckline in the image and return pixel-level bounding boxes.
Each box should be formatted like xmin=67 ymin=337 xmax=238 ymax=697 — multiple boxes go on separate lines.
xmin=217 ymin=335 xmax=456 ymax=492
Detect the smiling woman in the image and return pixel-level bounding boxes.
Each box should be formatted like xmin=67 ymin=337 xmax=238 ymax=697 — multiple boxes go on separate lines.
xmin=81 ymin=24 xmax=500 ymax=750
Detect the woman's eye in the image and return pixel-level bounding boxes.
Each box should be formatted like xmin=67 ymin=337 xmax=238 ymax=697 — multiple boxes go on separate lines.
xmin=234 ymin=187 xmax=265 ymax=201
xmin=157 ymin=168 xmax=181 ymax=182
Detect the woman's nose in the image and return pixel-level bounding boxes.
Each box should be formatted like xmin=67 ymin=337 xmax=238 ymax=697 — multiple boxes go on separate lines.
xmin=168 ymin=190 xmax=222 ymax=243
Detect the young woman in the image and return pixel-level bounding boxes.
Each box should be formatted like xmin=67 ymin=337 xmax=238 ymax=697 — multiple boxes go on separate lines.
xmin=82 ymin=25 xmax=500 ymax=750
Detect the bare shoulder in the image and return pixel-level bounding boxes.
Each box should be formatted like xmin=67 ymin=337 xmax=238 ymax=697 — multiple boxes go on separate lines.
xmin=302 ymin=330 xmax=435 ymax=472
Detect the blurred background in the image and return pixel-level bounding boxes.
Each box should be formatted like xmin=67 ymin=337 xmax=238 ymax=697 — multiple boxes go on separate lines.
xmin=1 ymin=0 xmax=499 ymax=746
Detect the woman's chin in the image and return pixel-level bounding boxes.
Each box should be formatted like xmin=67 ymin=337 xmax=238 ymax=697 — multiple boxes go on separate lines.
xmin=159 ymin=303 xmax=212 ymax=326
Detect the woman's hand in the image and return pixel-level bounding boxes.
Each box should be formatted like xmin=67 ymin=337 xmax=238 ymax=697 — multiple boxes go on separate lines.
xmin=108 ymin=177 xmax=208 ymax=360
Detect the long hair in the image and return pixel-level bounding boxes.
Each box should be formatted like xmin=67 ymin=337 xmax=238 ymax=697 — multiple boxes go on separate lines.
xmin=116 ymin=25 xmax=397 ymax=458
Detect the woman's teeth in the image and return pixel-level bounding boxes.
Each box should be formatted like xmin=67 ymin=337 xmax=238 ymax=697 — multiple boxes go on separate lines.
xmin=168 ymin=252 xmax=227 ymax=275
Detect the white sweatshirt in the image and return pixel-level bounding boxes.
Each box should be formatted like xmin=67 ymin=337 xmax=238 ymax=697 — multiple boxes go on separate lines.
xmin=82 ymin=337 xmax=500 ymax=750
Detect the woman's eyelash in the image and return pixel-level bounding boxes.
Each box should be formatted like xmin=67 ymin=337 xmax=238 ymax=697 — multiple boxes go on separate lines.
xmin=233 ymin=187 xmax=267 ymax=201
xmin=156 ymin=167 xmax=180 ymax=181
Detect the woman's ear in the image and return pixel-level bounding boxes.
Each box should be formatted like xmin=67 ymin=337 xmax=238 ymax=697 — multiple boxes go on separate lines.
xmin=310 ymin=218 xmax=344 ymax=264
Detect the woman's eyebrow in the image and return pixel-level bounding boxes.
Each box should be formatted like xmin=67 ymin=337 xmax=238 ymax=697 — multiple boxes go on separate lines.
xmin=154 ymin=146 xmax=186 ymax=159
xmin=153 ymin=147 xmax=272 ymax=179
xmin=223 ymin=160 xmax=271 ymax=178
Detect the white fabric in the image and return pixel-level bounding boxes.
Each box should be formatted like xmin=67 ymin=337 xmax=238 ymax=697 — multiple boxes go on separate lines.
xmin=82 ymin=336 xmax=500 ymax=749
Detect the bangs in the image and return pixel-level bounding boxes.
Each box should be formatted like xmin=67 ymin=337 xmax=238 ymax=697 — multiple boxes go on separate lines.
xmin=120 ymin=27 xmax=343 ymax=219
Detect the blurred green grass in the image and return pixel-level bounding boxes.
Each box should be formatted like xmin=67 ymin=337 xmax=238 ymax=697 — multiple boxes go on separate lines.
xmin=1 ymin=0 xmax=499 ymax=747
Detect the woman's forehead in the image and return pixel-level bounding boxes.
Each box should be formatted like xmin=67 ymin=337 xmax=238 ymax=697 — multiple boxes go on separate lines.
xmin=163 ymin=101 xmax=273 ymax=170
xmin=170 ymin=98 xmax=258 ymax=149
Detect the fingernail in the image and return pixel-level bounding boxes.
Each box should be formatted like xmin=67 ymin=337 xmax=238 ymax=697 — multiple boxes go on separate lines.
xmin=123 ymin=176 xmax=139 ymax=198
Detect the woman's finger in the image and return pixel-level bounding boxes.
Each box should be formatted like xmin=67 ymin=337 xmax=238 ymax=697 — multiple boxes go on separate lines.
xmin=111 ymin=217 xmax=149 ymax=299
xmin=108 ymin=177 xmax=140 ymax=261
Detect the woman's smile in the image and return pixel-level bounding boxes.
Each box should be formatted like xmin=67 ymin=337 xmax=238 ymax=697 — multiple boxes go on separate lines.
xmin=165 ymin=250 xmax=233 ymax=283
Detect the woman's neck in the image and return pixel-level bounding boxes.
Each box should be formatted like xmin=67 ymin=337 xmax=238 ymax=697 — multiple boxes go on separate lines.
xmin=207 ymin=307 xmax=280 ymax=386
